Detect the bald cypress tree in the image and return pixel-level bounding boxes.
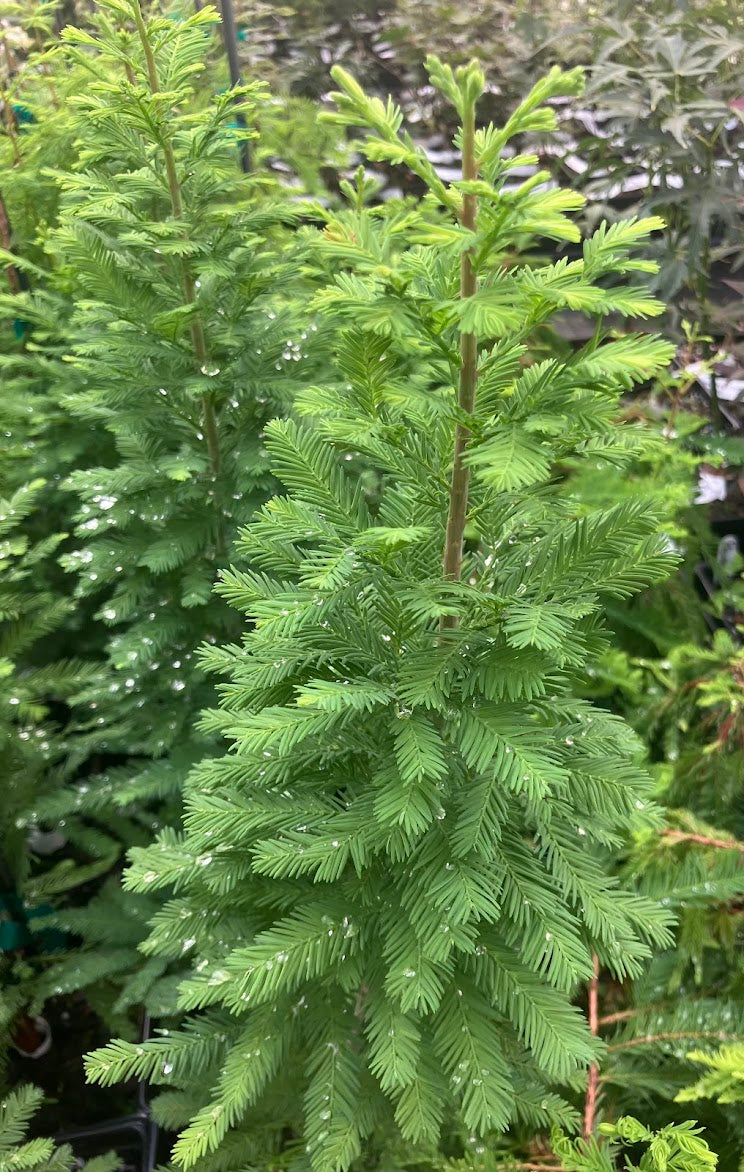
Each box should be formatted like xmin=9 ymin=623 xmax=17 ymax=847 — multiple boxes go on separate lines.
xmin=87 ymin=58 xmax=678 ymax=1171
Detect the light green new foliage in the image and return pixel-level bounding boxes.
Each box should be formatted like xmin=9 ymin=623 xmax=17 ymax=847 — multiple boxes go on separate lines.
xmin=426 ymin=1116 xmax=718 ymax=1172
xmin=88 ymin=60 xmax=678 ymax=1170
xmin=678 ymin=1044 xmax=744 ymax=1105
xmin=555 ymin=1117 xmax=717 ymax=1172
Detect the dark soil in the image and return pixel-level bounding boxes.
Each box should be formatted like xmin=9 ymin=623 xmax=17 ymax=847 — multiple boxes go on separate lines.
xmin=9 ymin=996 xmax=145 ymax=1162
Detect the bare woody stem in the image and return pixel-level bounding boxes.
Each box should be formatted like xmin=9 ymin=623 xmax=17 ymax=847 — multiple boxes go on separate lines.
xmin=606 ymin=1029 xmax=733 ymax=1053
xmin=0 ymin=69 xmax=22 ymax=167
xmin=0 ymin=192 xmax=20 ymax=294
xmin=1 ymin=34 xmax=17 ymax=78
xmin=598 ymin=1007 xmax=643 ymax=1027
xmin=662 ymin=829 xmax=744 ymax=853
xmin=440 ymin=97 xmax=478 ymax=632
xmin=583 ymin=953 xmax=600 ymax=1139
xmin=131 ymin=0 xmax=220 ymax=478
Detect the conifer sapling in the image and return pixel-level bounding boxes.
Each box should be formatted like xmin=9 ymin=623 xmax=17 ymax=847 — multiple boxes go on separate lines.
xmin=26 ymin=0 xmax=325 ymax=831
xmin=88 ymin=58 xmax=679 ymax=1170
xmin=3 ymin=0 xmax=329 ymax=1032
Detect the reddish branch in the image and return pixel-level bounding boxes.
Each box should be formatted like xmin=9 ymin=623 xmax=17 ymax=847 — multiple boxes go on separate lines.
xmin=583 ymin=953 xmax=600 ymax=1139
xmin=598 ymin=1007 xmax=639 ymax=1027
xmin=662 ymin=829 xmax=744 ymax=853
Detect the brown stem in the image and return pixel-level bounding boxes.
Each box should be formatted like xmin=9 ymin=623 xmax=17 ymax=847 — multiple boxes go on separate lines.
xmin=440 ymin=99 xmax=478 ymax=632
xmin=583 ymin=953 xmax=600 ymax=1139
xmin=662 ymin=829 xmax=744 ymax=853
xmin=607 ymin=1030 xmax=732 ymax=1053
xmin=500 ymin=1165 xmax=563 ymax=1171
xmin=131 ymin=0 xmax=220 ymax=479
xmin=0 ymin=191 xmax=20 ymax=294
xmin=0 ymin=77 xmax=22 ymax=166
xmin=1 ymin=35 xmax=17 ymax=77
xmin=598 ymin=1007 xmax=642 ymax=1027
xmin=599 ymin=998 xmax=683 ymax=1028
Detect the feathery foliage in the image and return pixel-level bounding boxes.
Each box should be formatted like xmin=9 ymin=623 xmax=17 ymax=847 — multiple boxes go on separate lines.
xmin=529 ymin=425 xmax=744 ymax=1167
xmin=678 ymin=1045 xmax=744 ymax=1106
xmin=555 ymin=1116 xmax=717 ymax=1172
xmin=1 ymin=0 xmax=330 ymax=1048
xmin=84 ymin=57 xmax=681 ymax=1170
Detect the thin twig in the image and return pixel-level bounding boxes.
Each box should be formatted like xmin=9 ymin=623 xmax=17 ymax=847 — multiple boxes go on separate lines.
xmin=607 ymin=1030 xmax=732 ymax=1053
xmin=0 ymin=191 xmax=20 ymax=294
xmin=662 ymin=829 xmax=744 ymax=853
xmin=440 ymin=92 xmax=478 ymax=632
xmin=583 ymin=953 xmax=600 ymax=1139
xmin=598 ymin=1007 xmax=642 ymax=1027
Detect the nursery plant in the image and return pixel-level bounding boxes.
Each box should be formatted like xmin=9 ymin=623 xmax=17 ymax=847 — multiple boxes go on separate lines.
xmin=533 ymin=425 xmax=744 ymax=1167
xmin=0 ymin=478 xmax=98 ymax=1058
xmin=85 ymin=58 xmax=685 ymax=1169
xmin=0 ymin=0 xmax=330 ymax=1049
xmin=38 ymin=0 xmax=303 ymax=803
xmin=600 ymin=624 xmax=744 ymax=1160
xmin=0 ymin=15 xmax=122 ymax=1054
